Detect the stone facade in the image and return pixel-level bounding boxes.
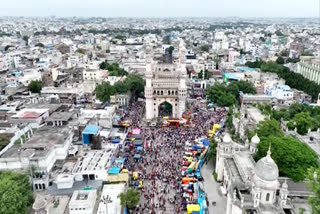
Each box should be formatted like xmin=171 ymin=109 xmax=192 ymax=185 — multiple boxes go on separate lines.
xmin=145 ymin=40 xmax=187 ymax=120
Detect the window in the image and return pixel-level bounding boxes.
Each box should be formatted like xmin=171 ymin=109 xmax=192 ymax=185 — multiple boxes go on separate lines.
xmin=266 ymin=193 xmax=270 ymax=202
xmin=168 ymin=91 xmax=171 ymax=95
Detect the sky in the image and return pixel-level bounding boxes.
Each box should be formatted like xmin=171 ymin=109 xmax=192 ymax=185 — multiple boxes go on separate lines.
xmin=0 ymin=0 xmax=319 ymax=18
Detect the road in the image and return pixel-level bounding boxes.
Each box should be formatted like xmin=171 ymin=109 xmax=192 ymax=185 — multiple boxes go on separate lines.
xmin=201 ymin=162 xmax=227 ymax=214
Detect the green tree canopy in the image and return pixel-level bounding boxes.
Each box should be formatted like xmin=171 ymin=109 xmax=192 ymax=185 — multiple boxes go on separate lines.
xmin=200 ymin=44 xmax=210 ymax=52
xmin=113 ymin=81 xmax=128 ymax=94
xmin=28 ymin=80 xmax=42 ymax=93
xmin=276 ymin=56 xmax=285 ymax=64
xmin=231 ymin=80 xmax=256 ymax=95
xmin=168 ymin=46 xmax=174 ymax=55
xmin=197 ymin=69 xmax=210 ymax=80
xmin=99 ymin=61 xmax=128 ymax=76
xmin=0 ymin=171 xmax=33 ymax=214
xmin=0 ymin=134 xmax=10 ymax=151
xmin=123 ymin=74 xmax=144 ymax=97
xmin=206 ymin=83 xmax=236 ymax=107
xmin=256 ymin=119 xmax=283 ymax=138
xmin=95 ymin=82 xmax=116 ymax=102
xmin=255 ymin=136 xmax=318 ymax=182
xmin=206 ymin=139 xmax=217 ymax=162
xmin=22 ymin=36 xmax=29 ymax=46
xmin=291 ymin=112 xmax=313 ymax=135
xmin=35 ymin=43 xmax=45 ymax=48
xmin=76 ymin=48 xmax=86 ymax=54
xmin=119 ymin=188 xmax=140 ymax=209
xmin=306 ymin=167 xmax=320 ymax=213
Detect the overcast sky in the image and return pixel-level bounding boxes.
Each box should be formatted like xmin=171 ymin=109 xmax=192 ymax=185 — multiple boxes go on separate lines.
xmin=0 ymin=0 xmax=319 ymax=18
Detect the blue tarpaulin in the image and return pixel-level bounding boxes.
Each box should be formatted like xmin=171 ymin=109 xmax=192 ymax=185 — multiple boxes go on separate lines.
xmin=108 ymin=167 xmax=120 ymax=174
xmin=136 ymin=146 xmax=143 ymax=151
xmin=82 ymin=125 xmax=100 ymax=144
xmin=200 ymin=139 xmax=210 ymax=147
xmin=112 ymin=139 xmax=120 ymax=144
xmin=192 ymin=145 xmax=202 ymax=150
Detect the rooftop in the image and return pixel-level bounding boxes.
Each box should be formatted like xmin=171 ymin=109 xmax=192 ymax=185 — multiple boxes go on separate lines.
xmin=97 ymin=183 xmax=126 ymax=214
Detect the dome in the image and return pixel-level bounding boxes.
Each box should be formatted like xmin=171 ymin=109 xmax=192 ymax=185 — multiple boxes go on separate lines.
xmin=223 ymin=134 xmax=231 ymax=143
xmin=255 ymin=149 xmax=279 ymax=182
xmin=251 ymin=134 xmax=260 ymax=145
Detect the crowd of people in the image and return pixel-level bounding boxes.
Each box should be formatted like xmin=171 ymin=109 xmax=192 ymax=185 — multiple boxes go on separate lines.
xmin=121 ymin=99 xmax=227 ymax=214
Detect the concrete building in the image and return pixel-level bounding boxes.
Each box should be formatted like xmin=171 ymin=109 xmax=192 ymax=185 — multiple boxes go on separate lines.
xmin=265 ymin=85 xmax=293 ymax=101
xmin=297 ymin=56 xmax=320 ymax=84
xmin=97 ymin=183 xmax=126 ymax=214
xmin=69 ymin=189 xmax=97 ymax=214
xmin=145 ymin=40 xmax=187 ymax=120
xmin=0 ymin=127 xmax=73 ymax=190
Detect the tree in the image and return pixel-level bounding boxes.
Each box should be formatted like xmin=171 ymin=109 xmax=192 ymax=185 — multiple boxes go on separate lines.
xmin=123 ymin=74 xmax=144 ymax=97
xmin=256 ymin=119 xmax=283 ymax=138
xmin=0 ymin=134 xmax=10 ymax=151
xmin=206 ymin=83 xmax=236 ymax=107
xmin=200 ymin=44 xmax=210 ymax=52
xmin=119 ymin=188 xmax=140 ymax=209
xmin=306 ymin=167 xmax=320 ymax=214
xmin=0 ymin=171 xmax=33 ymax=214
xmin=168 ymin=46 xmax=174 ymax=55
xmin=292 ymin=112 xmax=313 ymax=135
xmin=114 ymin=81 xmax=128 ymax=94
xmin=76 ymin=48 xmax=86 ymax=54
xmin=206 ymin=139 xmax=217 ymax=162
xmin=35 ymin=43 xmax=45 ymax=48
xmin=231 ymin=80 xmax=256 ymax=95
xmin=28 ymin=80 xmax=42 ymax=93
xmin=255 ymin=136 xmax=318 ymax=182
xmin=99 ymin=61 xmax=128 ymax=76
xmin=95 ymin=82 xmax=116 ymax=102
xmin=276 ymin=56 xmax=285 ymax=64
xmin=4 ymin=45 xmax=13 ymax=51
xmin=198 ymin=69 xmax=210 ymax=80
xmin=226 ymin=106 xmax=233 ymax=130
xmin=280 ymin=49 xmax=289 ymax=57
xmin=22 ymin=36 xmax=29 ymax=46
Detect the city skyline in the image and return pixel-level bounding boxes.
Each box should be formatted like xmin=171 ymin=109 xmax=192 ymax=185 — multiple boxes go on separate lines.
xmin=0 ymin=0 xmax=319 ymax=18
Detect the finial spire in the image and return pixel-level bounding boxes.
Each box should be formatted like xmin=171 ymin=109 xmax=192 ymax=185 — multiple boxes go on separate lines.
xmin=267 ymin=143 xmax=271 ymax=156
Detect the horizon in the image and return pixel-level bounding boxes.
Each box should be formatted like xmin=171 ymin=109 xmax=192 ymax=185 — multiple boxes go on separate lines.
xmin=0 ymin=0 xmax=319 ymax=18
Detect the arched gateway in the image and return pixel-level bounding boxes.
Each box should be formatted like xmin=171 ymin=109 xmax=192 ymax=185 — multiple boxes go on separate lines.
xmin=145 ymin=40 xmax=187 ymax=120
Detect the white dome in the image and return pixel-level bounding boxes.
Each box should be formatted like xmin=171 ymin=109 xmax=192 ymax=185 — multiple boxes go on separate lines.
xmin=223 ymin=134 xmax=231 ymax=143
xmin=251 ymin=134 xmax=260 ymax=145
xmin=255 ymin=150 xmax=279 ymax=182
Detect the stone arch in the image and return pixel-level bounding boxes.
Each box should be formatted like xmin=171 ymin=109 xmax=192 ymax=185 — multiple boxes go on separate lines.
xmin=158 ymin=101 xmax=173 ymax=117
xmin=266 ymin=193 xmax=270 ymax=202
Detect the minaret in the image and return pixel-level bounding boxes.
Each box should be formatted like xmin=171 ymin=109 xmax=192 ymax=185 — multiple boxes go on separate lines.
xmin=178 ymin=40 xmax=187 ymax=118
xmin=145 ymin=43 xmax=154 ymax=120
xmin=278 ymin=179 xmax=289 ymax=207
xmin=215 ymin=134 xmax=232 ymax=181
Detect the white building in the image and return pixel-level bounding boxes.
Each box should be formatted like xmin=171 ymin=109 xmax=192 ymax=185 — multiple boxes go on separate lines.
xmin=215 ymin=134 xmax=312 ymax=214
xmin=297 ymin=56 xmax=320 ymax=84
xmin=97 ymin=184 xmax=126 ymax=214
xmin=265 ymin=84 xmax=293 ymax=100
xmin=69 ymin=189 xmax=97 ymax=214
xmin=145 ymin=40 xmax=187 ymax=120
xmin=72 ymin=144 xmax=117 ymax=181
